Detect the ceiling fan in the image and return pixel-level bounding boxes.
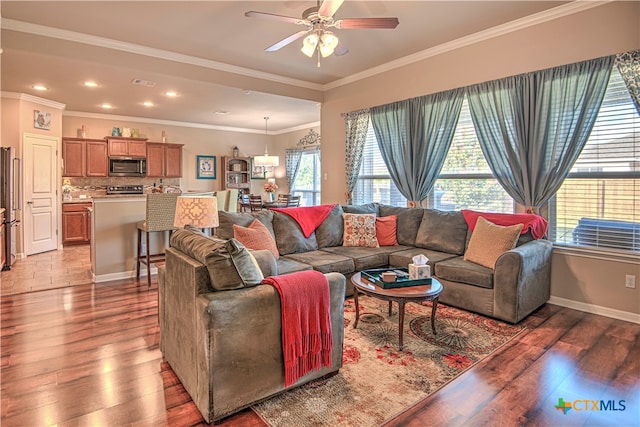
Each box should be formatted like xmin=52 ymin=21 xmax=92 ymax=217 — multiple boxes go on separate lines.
xmin=245 ymin=0 xmax=399 ymax=65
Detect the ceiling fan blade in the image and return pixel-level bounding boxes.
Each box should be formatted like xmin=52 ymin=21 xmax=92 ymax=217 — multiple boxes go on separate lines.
xmin=318 ymin=0 xmax=344 ymax=17
xmin=334 ymin=41 xmax=349 ymax=57
xmin=265 ymin=30 xmax=309 ymax=52
xmin=335 ymin=17 xmax=399 ymax=29
xmin=245 ymin=11 xmax=305 ymax=25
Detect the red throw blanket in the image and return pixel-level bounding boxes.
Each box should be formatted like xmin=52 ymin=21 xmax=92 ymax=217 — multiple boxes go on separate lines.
xmin=262 ymin=270 xmax=333 ymax=387
xmin=461 ymin=209 xmax=548 ymax=239
xmin=271 ymin=204 xmax=337 ymax=238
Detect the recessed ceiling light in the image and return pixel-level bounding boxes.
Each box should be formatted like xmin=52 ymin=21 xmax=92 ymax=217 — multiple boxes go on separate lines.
xmin=32 ymin=85 xmax=48 ymax=91
xmin=143 ymin=101 xmax=154 ymax=107
xmin=243 ymin=90 xmax=252 ymax=95
xmin=101 ymin=103 xmax=113 ymax=109
xmin=215 ymin=110 xmax=230 ymax=115
xmin=165 ymin=91 xmax=178 ymax=98
xmin=83 ymin=81 xmax=98 ymax=88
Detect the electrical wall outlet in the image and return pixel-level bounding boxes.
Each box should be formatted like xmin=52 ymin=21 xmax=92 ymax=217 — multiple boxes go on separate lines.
xmin=625 ymin=274 xmax=636 ymax=289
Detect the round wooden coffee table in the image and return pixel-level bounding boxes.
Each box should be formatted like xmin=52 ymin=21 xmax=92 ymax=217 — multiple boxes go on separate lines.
xmin=351 ymin=272 xmax=443 ymax=351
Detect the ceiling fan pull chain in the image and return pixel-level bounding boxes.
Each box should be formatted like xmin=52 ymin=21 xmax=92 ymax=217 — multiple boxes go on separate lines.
xmin=317 ymin=48 xmax=321 ymax=68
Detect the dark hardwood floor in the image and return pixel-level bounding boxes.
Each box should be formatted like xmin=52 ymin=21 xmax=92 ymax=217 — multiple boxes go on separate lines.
xmin=1 ymin=251 xmax=638 ymax=426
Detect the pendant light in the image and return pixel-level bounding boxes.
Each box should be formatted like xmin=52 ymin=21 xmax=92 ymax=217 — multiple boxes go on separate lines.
xmin=253 ymin=117 xmax=280 ymax=169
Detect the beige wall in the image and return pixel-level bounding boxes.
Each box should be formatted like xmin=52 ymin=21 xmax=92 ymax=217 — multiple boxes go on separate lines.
xmin=319 ymin=1 xmax=640 ymax=319
xmin=1 ymin=94 xmax=64 ymax=254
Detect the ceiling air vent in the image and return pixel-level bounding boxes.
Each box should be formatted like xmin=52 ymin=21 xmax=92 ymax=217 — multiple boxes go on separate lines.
xmin=131 ymin=78 xmax=157 ymax=87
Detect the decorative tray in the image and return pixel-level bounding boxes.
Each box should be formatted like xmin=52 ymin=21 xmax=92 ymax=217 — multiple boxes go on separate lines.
xmin=361 ymin=267 xmax=432 ymax=289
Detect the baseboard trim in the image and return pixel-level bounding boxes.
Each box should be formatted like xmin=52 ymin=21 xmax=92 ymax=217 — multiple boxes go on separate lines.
xmin=94 ymin=267 xmax=157 ymax=284
xmin=548 ymin=296 xmax=640 ymax=324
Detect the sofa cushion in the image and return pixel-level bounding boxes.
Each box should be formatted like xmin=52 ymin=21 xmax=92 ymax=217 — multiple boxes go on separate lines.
xmin=316 ymin=204 xmax=344 ymax=248
xmin=343 ymin=213 xmax=379 ymax=247
xmin=217 ymin=210 xmax=275 ymax=240
xmin=169 ymin=229 xmax=263 ymax=291
xmin=321 ymin=245 xmax=405 ymax=271
xmin=342 ymin=203 xmax=379 ymax=215
xmin=378 ymin=205 xmax=424 ymax=246
xmin=376 ymin=215 xmax=398 ymax=246
xmin=435 ymin=256 xmax=494 ymax=289
xmin=283 ymin=251 xmax=355 ymax=275
xmin=233 ymin=219 xmax=279 ymax=259
xmin=464 ymin=217 xmax=523 ymax=268
xmin=272 ymin=211 xmax=318 ymax=255
xmin=388 ymin=247 xmax=458 ymax=268
xmin=276 ymin=257 xmax=313 ymax=275
xmin=415 ymin=209 xmax=468 ymax=255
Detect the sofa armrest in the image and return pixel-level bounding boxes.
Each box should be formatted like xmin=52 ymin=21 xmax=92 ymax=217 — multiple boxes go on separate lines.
xmin=493 ymin=239 xmax=553 ymax=323
xmin=193 ymin=271 xmax=346 ymax=422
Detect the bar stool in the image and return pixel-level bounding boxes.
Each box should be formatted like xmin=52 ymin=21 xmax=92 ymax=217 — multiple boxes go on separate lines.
xmin=136 ymin=193 xmax=180 ymax=287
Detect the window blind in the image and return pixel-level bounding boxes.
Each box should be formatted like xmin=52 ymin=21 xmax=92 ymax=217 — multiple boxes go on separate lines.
xmin=551 ymin=68 xmax=639 ymax=252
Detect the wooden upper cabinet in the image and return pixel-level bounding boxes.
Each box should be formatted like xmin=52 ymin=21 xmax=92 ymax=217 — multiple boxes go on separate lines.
xmin=85 ymin=141 xmax=108 ymax=177
xmin=63 ymin=138 xmax=108 ymax=177
xmin=62 ymin=138 xmax=86 ymax=177
xmin=146 ymin=142 xmax=183 ymax=178
xmin=146 ymin=143 xmax=165 ymax=177
xmin=165 ymin=144 xmax=183 ymax=177
xmin=107 ymin=137 xmax=147 ymax=157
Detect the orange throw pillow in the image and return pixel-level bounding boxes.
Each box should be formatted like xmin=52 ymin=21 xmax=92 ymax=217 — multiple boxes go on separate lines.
xmin=464 ymin=216 xmax=523 ymax=269
xmin=376 ymin=215 xmax=398 ymax=246
xmin=233 ymin=219 xmax=279 ymax=259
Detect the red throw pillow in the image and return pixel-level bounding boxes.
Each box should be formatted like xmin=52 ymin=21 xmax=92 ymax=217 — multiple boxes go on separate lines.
xmin=233 ymin=219 xmax=279 ymax=259
xmin=376 ymin=215 xmax=398 ymax=246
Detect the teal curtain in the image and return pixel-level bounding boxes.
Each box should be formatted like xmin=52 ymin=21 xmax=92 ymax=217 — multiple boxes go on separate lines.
xmin=284 ymin=147 xmax=304 ymax=192
xmin=467 ymin=56 xmax=614 ymax=213
xmin=615 ymin=49 xmax=640 ymax=115
xmin=370 ymin=88 xmax=464 ymax=205
xmin=343 ymin=109 xmax=370 ymax=204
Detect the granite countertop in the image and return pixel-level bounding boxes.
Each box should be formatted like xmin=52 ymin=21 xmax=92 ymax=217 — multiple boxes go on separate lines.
xmin=92 ymin=194 xmax=146 ymax=200
xmin=63 ymin=198 xmax=93 ymax=204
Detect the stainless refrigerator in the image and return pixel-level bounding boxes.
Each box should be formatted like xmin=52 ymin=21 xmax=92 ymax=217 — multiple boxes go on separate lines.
xmin=1 ymin=147 xmax=20 ymax=270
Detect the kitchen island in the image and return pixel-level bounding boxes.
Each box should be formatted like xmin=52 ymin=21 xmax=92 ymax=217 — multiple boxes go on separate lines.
xmin=91 ymin=195 xmax=168 ymax=283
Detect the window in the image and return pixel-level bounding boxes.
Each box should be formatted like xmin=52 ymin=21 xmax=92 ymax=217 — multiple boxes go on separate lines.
xmin=352 ymin=64 xmax=639 ymax=254
xmin=352 ymin=127 xmax=407 ymax=206
xmin=432 ymin=98 xmax=513 ymax=212
xmin=353 ymin=98 xmax=512 ymax=211
xmin=550 ymin=68 xmax=639 ymax=253
xmin=291 ymin=149 xmax=321 ymax=206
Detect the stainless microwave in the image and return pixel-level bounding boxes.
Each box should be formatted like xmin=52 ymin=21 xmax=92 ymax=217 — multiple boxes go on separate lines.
xmin=109 ymin=157 xmax=147 ymax=177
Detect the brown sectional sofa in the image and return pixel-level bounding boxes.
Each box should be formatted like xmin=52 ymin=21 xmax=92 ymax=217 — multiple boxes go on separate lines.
xmin=159 ymin=203 xmax=552 ymax=422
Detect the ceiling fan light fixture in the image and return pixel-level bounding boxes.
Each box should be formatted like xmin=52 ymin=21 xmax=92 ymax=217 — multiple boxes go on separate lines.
xmin=301 ymin=33 xmax=319 ymax=57
xmin=319 ymin=31 xmax=339 ymax=57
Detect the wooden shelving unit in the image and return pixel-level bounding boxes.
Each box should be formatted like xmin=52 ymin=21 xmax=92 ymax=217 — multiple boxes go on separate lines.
xmin=221 ymin=156 xmax=251 ymax=196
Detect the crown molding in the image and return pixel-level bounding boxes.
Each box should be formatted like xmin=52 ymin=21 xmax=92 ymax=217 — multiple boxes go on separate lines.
xmin=323 ymin=0 xmax=612 ymax=90
xmin=63 ymin=110 xmax=318 ymax=135
xmin=1 ymin=91 xmax=66 ymax=109
xmin=1 ymin=18 xmax=324 ymax=92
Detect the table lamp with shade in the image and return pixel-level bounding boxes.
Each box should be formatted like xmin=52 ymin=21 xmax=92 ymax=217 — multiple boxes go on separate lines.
xmin=173 ymin=196 xmax=219 ymax=233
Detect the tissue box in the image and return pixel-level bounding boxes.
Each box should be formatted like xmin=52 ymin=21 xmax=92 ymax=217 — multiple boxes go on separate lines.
xmin=409 ymin=263 xmax=431 ymax=280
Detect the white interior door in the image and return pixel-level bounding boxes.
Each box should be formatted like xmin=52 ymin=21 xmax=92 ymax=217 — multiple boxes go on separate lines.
xmin=24 ymin=133 xmax=58 ymax=255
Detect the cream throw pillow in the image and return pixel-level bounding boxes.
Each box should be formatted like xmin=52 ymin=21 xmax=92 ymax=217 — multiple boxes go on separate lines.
xmin=464 ymin=216 xmax=523 ymax=269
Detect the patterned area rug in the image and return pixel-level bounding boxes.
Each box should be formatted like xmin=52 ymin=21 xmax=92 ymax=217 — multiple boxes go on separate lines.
xmin=252 ymin=296 xmax=525 ymax=426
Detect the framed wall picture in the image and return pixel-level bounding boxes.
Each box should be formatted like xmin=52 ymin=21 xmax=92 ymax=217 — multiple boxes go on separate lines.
xmin=34 ymin=110 xmax=51 ymax=130
xmin=197 ymin=155 xmax=216 ymax=179
xmin=250 ymin=157 xmax=266 ymax=179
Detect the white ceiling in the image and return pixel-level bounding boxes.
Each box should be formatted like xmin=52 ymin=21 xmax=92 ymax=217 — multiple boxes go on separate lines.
xmin=1 ymin=1 xmax=572 ymax=133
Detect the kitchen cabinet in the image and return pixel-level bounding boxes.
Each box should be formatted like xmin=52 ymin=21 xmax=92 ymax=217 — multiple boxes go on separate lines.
xmin=221 ymin=156 xmax=251 ymax=195
xmin=146 ymin=142 xmax=183 ymax=178
xmin=62 ymin=138 xmax=108 ymax=177
xmin=107 ymin=137 xmax=147 ymax=157
xmin=62 ymin=203 xmax=92 ymax=245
